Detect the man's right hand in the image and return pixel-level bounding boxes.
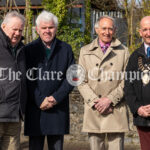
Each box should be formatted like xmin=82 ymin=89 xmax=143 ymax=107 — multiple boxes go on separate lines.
xmin=137 ymin=105 xmax=150 ymax=117
xmin=40 ymin=97 xmax=54 ymax=110
xmin=94 ymin=97 xmax=112 ymax=114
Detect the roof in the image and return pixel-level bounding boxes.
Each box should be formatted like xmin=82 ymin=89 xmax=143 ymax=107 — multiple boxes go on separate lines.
xmin=0 ymin=0 xmax=84 ymax=10
xmin=0 ymin=0 xmax=42 ymax=6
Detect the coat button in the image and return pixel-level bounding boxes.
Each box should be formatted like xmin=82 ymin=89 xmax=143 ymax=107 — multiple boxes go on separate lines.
xmin=99 ymin=95 xmax=101 ymax=98
xmin=98 ymin=79 xmax=101 ymax=82
xmin=96 ymin=63 xmax=99 ymax=66
xmin=110 ymin=63 xmax=113 ymax=66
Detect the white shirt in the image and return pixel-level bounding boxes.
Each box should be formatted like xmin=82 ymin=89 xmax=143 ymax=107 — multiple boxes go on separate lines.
xmin=144 ymin=43 xmax=150 ymax=55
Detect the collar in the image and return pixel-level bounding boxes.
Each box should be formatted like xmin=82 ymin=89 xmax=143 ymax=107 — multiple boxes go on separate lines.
xmin=0 ymin=27 xmax=24 ymax=49
xmin=38 ymin=37 xmax=57 ymax=59
xmin=87 ymin=37 xmax=121 ymax=52
xmin=0 ymin=27 xmax=11 ymax=46
xmin=137 ymin=43 xmax=147 ymax=58
xmin=144 ymin=42 xmax=150 ymax=55
xmin=99 ymin=40 xmax=111 ymax=48
xmin=41 ymin=36 xmax=56 ymax=50
xmin=42 ymin=40 xmax=53 ymax=49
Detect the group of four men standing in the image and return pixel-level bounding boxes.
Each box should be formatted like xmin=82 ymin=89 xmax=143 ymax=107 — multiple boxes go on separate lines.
xmin=0 ymin=9 xmax=149 ymax=150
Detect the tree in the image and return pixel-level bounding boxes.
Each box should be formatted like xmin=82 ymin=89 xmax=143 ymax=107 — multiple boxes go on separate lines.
xmin=84 ymin=0 xmax=91 ymax=44
xmin=3 ymin=0 xmax=19 ymax=16
xmin=24 ymin=0 xmax=33 ymax=44
xmin=118 ymin=0 xmax=146 ymax=53
xmin=42 ymin=0 xmax=85 ymax=60
xmin=123 ymin=0 xmax=138 ymax=53
xmin=118 ymin=0 xmax=150 ymax=53
xmin=91 ymin=0 xmax=119 ymax=11
xmin=42 ymin=0 xmax=67 ymax=28
xmin=142 ymin=0 xmax=150 ymax=16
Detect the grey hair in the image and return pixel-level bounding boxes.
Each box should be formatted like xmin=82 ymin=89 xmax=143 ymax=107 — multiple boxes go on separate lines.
xmin=94 ymin=15 xmax=116 ymax=29
xmin=36 ymin=10 xmax=58 ymax=27
xmin=2 ymin=11 xmax=25 ymax=25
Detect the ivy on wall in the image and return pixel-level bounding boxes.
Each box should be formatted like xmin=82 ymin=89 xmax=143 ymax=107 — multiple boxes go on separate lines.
xmin=84 ymin=0 xmax=91 ymax=44
xmin=42 ymin=0 xmax=85 ymax=60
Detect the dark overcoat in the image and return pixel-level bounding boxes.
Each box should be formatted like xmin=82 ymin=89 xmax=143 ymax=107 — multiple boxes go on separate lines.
xmin=124 ymin=44 xmax=150 ymax=127
xmin=24 ymin=37 xmax=75 ymax=135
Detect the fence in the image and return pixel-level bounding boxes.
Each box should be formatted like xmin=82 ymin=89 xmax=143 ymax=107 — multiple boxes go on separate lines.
xmin=91 ymin=10 xmax=127 ymax=45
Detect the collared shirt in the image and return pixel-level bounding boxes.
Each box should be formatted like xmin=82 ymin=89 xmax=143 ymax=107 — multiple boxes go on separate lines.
xmin=144 ymin=43 xmax=150 ymax=55
xmin=99 ymin=40 xmax=111 ymax=53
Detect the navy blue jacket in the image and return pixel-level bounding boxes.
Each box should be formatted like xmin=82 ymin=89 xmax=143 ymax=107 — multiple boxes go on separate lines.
xmin=24 ymin=37 xmax=75 ymax=135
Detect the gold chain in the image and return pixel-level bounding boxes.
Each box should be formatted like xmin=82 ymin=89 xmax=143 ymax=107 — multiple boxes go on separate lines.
xmin=138 ymin=56 xmax=150 ymax=71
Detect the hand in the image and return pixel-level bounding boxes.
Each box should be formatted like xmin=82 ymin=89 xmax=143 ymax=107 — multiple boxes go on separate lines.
xmin=40 ymin=97 xmax=54 ymax=110
xmin=142 ymin=105 xmax=150 ymax=114
xmin=40 ymin=97 xmax=49 ymax=110
xmin=47 ymin=96 xmax=57 ymax=105
xmin=137 ymin=106 xmax=150 ymax=117
xmin=94 ymin=97 xmax=112 ymax=114
xmin=101 ymin=106 xmax=113 ymax=115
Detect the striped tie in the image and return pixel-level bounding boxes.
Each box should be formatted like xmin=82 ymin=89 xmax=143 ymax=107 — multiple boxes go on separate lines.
xmin=101 ymin=45 xmax=108 ymax=54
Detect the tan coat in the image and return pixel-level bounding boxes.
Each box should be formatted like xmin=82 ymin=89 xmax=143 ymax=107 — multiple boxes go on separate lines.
xmin=78 ymin=38 xmax=130 ymax=133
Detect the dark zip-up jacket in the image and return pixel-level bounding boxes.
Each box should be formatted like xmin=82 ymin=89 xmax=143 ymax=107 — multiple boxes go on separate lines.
xmin=0 ymin=27 xmax=27 ymax=122
xmin=124 ymin=44 xmax=150 ymax=126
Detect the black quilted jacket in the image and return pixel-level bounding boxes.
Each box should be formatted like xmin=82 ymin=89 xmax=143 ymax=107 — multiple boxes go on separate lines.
xmin=0 ymin=27 xmax=27 ymax=122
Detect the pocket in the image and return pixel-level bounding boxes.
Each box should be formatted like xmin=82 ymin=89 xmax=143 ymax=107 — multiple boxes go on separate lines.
xmin=4 ymin=81 xmax=20 ymax=103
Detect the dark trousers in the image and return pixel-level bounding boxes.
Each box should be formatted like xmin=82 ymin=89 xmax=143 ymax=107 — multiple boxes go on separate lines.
xmin=29 ymin=135 xmax=64 ymax=150
xmin=137 ymin=126 xmax=150 ymax=150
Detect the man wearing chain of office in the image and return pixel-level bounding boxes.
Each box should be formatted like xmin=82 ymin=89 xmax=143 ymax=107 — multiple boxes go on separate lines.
xmin=124 ymin=16 xmax=150 ymax=150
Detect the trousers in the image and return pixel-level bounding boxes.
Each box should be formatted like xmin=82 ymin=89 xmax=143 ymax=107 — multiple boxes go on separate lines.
xmin=29 ymin=135 xmax=64 ymax=150
xmin=88 ymin=132 xmax=124 ymax=150
xmin=0 ymin=121 xmax=21 ymax=150
xmin=137 ymin=126 xmax=150 ymax=150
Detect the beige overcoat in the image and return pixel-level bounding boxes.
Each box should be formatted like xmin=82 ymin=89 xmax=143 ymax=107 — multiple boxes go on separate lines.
xmin=78 ymin=37 xmax=130 ymax=133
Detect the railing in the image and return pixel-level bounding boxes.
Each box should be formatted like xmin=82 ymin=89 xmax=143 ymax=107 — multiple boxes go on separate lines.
xmin=91 ymin=10 xmax=126 ymax=44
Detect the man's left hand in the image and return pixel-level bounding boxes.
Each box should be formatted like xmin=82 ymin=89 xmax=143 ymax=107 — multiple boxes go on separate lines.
xmin=94 ymin=97 xmax=112 ymax=114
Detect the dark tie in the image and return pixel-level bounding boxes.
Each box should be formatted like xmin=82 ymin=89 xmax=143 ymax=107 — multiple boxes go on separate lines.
xmin=147 ymin=47 xmax=150 ymax=58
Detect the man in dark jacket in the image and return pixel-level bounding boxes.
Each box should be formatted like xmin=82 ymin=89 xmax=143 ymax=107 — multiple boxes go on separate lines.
xmin=24 ymin=10 xmax=75 ymax=150
xmin=125 ymin=16 xmax=150 ymax=150
xmin=0 ymin=11 xmax=26 ymax=150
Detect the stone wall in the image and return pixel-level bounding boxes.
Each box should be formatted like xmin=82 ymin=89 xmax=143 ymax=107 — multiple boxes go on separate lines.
xmin=65 ymin=88 xmax=140 ymax=146
xmin=21 ymin=88 xmax=140 ymax=148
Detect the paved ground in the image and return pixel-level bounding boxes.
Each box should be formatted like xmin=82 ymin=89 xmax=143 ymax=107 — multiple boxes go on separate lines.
xmin=63 ymin=143 xmax=141 ymax=150
xmin=20 ymin=140 xmax=141 ymax=150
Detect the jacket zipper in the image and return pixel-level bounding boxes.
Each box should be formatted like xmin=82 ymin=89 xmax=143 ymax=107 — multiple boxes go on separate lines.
xmin=15 ymin=47 xmax=23 ymax=120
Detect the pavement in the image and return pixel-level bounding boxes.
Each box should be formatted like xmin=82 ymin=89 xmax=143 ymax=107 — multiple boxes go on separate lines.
xmin=20 ymin=137 xmax=141 ymax=150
